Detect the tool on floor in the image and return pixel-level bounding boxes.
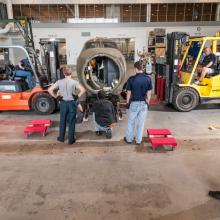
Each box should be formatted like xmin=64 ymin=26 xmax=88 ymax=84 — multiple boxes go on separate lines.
xmin=24 ymin=120 xmax=52 ymax=137
xmin=208 ymin=125 xmax=220 ymax=130
xmin=147 ymin=129 xmax=177 ymax=151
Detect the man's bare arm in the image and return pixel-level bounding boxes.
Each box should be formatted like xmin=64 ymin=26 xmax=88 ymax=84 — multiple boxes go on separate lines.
xmin=77 ymin=84 xmax=85 ymax=97
xmin=77 ymin=104 xmax=83 ymax=112
xmin=146 ymin=90 xmax=152 ymax=104
xmin=18 ymin=62 xmax=24 ymax=70
xmin=126 ymin=90 xmax=131 ymax=104
xmin=205 ymin=61 xmax=213 ymax=68
xmin=48 ymin=86 xmax=58 ymax=98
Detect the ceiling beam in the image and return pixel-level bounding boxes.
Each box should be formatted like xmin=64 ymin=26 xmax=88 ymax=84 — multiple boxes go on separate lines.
xmin=10 ymin=0 xmax=220 ymax=4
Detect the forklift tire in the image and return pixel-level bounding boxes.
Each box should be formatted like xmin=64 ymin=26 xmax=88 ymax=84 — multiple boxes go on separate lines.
xmin=32 ymin=93 xmax=56 ymax=115
xmin=172 ymin=87 xmax=199 ymax=112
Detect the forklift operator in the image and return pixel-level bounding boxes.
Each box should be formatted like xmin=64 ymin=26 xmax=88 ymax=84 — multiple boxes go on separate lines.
xmin=14 ymin=58 xmax=34 ymax=89
xmin=195 ymin=47 xmax=216 ymax=85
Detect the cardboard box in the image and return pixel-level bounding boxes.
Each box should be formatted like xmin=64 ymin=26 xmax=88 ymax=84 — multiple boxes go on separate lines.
xmin=156 ymin=43 xmax=166 ymax=47
xmin=154 ymin=28 xmax=166 ymax=36
xmin=149 ymin=31 xmax=155 ymax=36
xmin=155 ymin=48 xmax=166 ymax=58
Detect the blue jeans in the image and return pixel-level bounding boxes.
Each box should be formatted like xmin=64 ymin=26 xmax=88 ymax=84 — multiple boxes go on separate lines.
xmin=15 ymin=70 xmax=33 ymax=89
xmin=59 ymin=100 xmax=77 ymax=144
xmin=125 ymin=101 xmax=148 ymax=144
xmin=93 ymin=113 xmax=112 ymax=132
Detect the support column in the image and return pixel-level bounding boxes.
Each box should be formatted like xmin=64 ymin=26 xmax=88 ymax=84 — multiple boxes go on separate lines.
xmin=216 ymin=3 xmax=220 ymax=21
xmin=146 ymin=3 xmax=151 ymax=22
xmin=6 ymin=0 xmax=13 ymax=19
xmin=75 ymin=4 xmax=79 ymax=19
xmin=106 ymin=5 xmax=112 ymax=18
xmin=106 ymin=4 xmax=120 ymax=22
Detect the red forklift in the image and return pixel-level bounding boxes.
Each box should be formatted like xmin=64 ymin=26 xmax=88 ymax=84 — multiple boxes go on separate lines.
xmin=0 ymin=18 xmax=61 ymax=114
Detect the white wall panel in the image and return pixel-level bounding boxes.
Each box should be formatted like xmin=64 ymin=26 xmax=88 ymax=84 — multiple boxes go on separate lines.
xmin=32 ymin=25 xmax=220 ymax=65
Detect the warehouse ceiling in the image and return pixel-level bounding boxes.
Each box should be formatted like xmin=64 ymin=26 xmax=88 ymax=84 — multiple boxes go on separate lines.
xmin=9 ymin=0 xmax=220 ymax=4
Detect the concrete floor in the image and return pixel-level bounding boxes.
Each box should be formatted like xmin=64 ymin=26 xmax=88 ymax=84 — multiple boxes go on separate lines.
xmin=1 ymin=104 xmax=220 ymax=220
xmin=1 ymin=103 xmax=220 ymax=143
xmin=0 ymin=140 xmax=220 ymax=220
xmin=1 ymin=61 xmax=220 ymax=220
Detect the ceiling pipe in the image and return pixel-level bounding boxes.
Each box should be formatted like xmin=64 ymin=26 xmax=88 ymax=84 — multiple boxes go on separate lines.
xmin=0 ymin=0 xmax=14 ymax=34
xmin=0 ymin=23 xmax=13 ymax=34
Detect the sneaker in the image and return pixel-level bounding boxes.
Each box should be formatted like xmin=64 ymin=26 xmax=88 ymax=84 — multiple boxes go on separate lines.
xmin=106 ymin=129 xmax=112 ymax=139
xmin=96 ymin=131 xmax=102 ymax=136
xmin=123 ymin=137 xmax=132 ymax=144
xmin=194 ymin=81 xmax=208 ymax=86
xmin=83 ymin=117 xmax=89 ymax=122
xmin=194 ymin=80 xmax=200 ymax=85
xmin=209 ymin=191 xmax=220 ymax=200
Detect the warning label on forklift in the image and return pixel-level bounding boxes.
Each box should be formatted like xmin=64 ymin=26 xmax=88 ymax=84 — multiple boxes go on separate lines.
xmin=2 ymin=95 xmax=11 ymax=99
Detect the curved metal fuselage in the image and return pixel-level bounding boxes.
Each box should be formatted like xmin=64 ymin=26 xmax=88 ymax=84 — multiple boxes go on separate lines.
xmin=77 ymin=38 xmax=126 ymax=94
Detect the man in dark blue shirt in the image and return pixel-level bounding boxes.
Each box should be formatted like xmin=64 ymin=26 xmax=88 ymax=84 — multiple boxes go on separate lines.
xmin=124 ymin=61 xmax=152 ymax=145
xmin=15 ymin=58 xmax=33 ymax=89
xmin=195 ymin=47 xmax=216 ymax=85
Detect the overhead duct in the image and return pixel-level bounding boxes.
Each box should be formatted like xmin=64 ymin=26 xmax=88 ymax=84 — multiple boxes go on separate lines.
xmin=0 ymin=0 xmax=13 ymax=34
xmin=77 ymin=38 xmax=126 ymax=94
xmin=0 ymin=23 xmax=13 ymax=34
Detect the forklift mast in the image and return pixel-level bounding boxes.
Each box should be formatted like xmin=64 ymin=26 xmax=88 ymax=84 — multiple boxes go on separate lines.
xmin=39 ymin=40 xmax=62 ymax=83
xmin=1 ymin=18 xmax=37 ymax=75
xmin=165 ymin=32 xmax=189 ymax=103
xmin=0 ymin=17 xmax=62 ymax=85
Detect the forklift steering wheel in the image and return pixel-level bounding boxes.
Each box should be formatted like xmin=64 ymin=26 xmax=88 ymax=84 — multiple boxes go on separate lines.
xmin=5 ymin=65 xmax=15 ymax=80
xmin=5 ymin=65 xmax=12 ymax=74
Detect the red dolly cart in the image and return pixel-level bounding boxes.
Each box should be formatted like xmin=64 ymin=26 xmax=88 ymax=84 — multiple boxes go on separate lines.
xmin=24 ymin=120 xmax=52 ymax=137
xmin=147 ymin=129 xmax=177 ymax=151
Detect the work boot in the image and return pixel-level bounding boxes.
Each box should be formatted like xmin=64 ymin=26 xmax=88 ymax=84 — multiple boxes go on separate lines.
xmin=57 ymin=137 xmax=64 ymax=143
xmin=209 ymin=191 xmax=220 ymax=200
xmin=106 ymin=129 xmax=112 ymax=139
xmin=68 ymin=139 xmax=76 ymax=145
xmin=194 ymin=81 xmax=207 ymax=86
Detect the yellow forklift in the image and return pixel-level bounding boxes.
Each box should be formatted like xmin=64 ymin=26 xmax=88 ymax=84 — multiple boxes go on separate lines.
xmin=166 ymin=32 xmax=220 ymax=111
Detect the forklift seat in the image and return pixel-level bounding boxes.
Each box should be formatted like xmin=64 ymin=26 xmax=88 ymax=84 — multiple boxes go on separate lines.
xmin=205 ymin=71 xmax=220 ymax=78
